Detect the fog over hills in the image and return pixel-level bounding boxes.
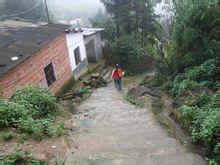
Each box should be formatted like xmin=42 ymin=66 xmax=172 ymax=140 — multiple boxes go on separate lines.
xmin=47 ymin=0 xmax=104 ymax=26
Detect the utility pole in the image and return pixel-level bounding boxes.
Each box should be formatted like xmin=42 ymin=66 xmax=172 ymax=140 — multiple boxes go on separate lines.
xmin=44 ymin=0 xmax=50 ymax=23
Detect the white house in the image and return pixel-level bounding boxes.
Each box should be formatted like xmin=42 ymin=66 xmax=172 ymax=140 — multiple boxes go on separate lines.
xmin=83 ymin=28 xmax=104 ymax=63
xmin=65 ymin=29 xmax=88 ymax=80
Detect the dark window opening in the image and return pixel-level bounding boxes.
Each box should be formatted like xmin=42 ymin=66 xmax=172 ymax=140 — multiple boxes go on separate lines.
xmin=44 ymin=63 xmax=56 ymax=87
xmin=74 ymin=47 xmax=81 ymax=65
xmin=0 ymin=64 xmax=6 ymax=68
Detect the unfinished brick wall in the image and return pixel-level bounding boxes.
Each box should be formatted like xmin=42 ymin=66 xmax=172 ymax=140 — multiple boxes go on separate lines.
xmin=0 ymin=33 xmax=73 ymax=99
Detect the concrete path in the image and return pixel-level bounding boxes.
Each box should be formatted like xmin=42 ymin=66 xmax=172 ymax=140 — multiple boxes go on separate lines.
xmin=65 ymin=86 xmax=206 ymax=165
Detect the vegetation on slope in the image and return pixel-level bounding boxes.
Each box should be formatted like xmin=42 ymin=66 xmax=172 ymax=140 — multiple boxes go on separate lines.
xmin=151 ymin=0 xmax=219 ymax=161
xmin=0 ymin=86 xmax=64 ymax=140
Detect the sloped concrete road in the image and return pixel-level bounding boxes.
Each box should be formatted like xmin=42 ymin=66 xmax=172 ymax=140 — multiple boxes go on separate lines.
xmin=65 ymin=86 xmax=206 ymax=165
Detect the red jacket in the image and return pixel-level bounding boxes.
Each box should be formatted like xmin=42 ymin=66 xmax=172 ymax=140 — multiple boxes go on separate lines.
xmin=112 ymin=69 xmax=123 ymax=80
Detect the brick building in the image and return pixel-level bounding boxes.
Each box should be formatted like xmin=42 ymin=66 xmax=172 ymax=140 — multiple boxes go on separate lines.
xmin=0 ymin=20 xmax=73 ymax=99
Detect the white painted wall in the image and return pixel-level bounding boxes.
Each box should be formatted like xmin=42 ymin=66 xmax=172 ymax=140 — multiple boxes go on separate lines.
xmin=65 ymin=32 xmax=87 ymax=71
xmin=84 ymin=32 xmax=103 ymax=62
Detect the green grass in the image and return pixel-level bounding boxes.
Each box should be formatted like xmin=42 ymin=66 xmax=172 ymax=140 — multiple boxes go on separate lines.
xmin=0 ymin=131 xmax=14 ymax=141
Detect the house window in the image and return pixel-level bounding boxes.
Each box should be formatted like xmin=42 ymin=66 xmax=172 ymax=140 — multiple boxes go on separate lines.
xmin=44 ymin=63 xmax=56 ymax=87
xmin=74 ymin=47 xmax=81 ymax=65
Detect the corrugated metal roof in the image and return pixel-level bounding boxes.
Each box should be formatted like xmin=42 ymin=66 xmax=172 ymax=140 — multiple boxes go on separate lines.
xmin=82 ymin=28 xmax=104 ymax=36
xmin=0 ymin=20 xmax=69 ymax=76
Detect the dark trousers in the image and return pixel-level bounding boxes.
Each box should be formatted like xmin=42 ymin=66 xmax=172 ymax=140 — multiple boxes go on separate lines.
xmin=114 ymin=78 xmax=122 ymax=91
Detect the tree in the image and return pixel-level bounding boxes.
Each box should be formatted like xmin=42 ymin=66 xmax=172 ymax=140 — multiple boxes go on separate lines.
xmin=101 ymin=0 xmax=157 ymax=37
xmin=170 ymin=0 xmax=219 ymax=72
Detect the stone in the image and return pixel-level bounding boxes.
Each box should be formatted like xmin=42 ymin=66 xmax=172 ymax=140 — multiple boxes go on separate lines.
xmin=90 ymin=73 xmax=100 ymax=79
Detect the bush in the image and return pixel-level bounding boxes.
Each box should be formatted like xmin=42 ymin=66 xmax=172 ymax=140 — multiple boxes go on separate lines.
xmin=0 ymin=101 xmax=28 ymax=127
xmin=18 ymin=117 xmax=44 ymax=140
xmin=179 ymin=105 xmax=200 ymax=128
xmin=18 ymin=118 xmax=64 ymax=140
xmin=177 ymin=102 xmax=220 ymax=161
xmin=11 ymin=86 xmax=56 ymax=117
xmin=192 ymin=93 xmax=213 ymax=107
xmin=172 ymin=79 xmax=204 ymax=96
xmin=0 ymin=86 xmax=63 ymax=140
xmin=0 ymin=131 xmax=14 ymax=141
xmin=185 ymin=59 xmax=219 ymax=88
xmin=192 ymin=108 xmax=219 ymax=149
xmin=214 ymin=143 xmax=220 ymax=161
xmin=2 ymin=151 xmax=43 ymax=164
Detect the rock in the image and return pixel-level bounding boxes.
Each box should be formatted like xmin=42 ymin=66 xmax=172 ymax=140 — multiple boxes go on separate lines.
xmin=83 ymin=75 xmax=107 ymax=89
xmin=90 ymin=73 xmax=100 ymax=79
xmin=51 ymin=146 xmax=57 ymax=149
xmin=35 ymin=153 xmax=47 ymax=161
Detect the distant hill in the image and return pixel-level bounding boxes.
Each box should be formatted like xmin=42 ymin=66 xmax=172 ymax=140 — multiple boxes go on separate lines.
xmin=0 ymin=0 xmax=104 ymax=26
xmin=47 ymin=0 xmax=105 ymax=26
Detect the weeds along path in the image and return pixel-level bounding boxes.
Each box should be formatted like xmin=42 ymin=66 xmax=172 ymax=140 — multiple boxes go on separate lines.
xmin=65 ymin=85 xmax=206 ymax=165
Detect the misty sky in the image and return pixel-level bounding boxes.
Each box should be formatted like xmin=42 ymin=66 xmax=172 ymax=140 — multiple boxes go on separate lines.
xmin=46 ymin=0 xmax=171 ymax=26
xmin=47 ymin=0 xmax=104 ymax=25
xmin=47 ymin=0 xmax=104 ymax=10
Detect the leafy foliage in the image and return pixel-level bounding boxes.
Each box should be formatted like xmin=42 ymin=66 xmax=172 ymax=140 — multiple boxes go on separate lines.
xmin=170 ymin=0 xmax=219 ymax=71
xmin=191 ymin=108 xmax=219 ymax=144
xmin=108 ymin=35 xmax=154 ymax=73
xmin=172 ymin=59 xmax=220 ymax=96
xmin=0 ymin=86 xmax=64 ymax=140
xmin=91 ymin=17 xmax=117 ymax=41
xmin=0 ymin=131 xmax=14 ymax=141
xmin=11 ymin=86 xmax=56 ymax=117
xmin=173 ymin=91 xmax=220 ymax=161
xmin=1 ymin=151 xmax=43 ymax=164
xmin=0 ymin=101 xmax=28 ymax=127
xmin=101 ymin=0 xmax=157 ymax=35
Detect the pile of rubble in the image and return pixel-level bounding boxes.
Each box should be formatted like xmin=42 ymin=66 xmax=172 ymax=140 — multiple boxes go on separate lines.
xmin=83 ymin=73 xmax=107 ymax=89
xmin=126 ymin=85 xmax=162 ymax=108
xmin=58 ymin=73 xmax=107 ymax=101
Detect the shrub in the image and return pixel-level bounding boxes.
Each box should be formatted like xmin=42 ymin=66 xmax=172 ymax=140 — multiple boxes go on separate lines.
xmin=185 ymin=59 xmax=219 ymax=88
xmin=18 ymin=118 xmax=64 ymax=140
xmin=192 ymin=108 xmax=219 ymax=145
xmin=2 ymin=151 xmax=43 ymax=164
xmin=0 ymin=131 xmax=14 ymax=141
xmin=11 ymin=86 xmax=56 ymax=117
xmin=179 ymin=105 xmax=200 ymax=126
xmin=18 ymin=117 xmax=45 ymax=140
xmin=214 ymin=143 xmax=220 ymax=161
xmin=193 ymin=93 xmax=213 ymax=107
xmin=172 ymin=79 xmax=204 ymax=96
xmin=0 ymin=101 xmax=28 ymax=127
xmin=0 ymin=86 xmax=63 ymax=140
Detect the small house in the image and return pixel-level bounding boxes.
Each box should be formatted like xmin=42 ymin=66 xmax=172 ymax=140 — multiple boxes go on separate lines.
xmin=0 ymin=20 xmax=73 ymax=99
xmin=65 ymin=28 xmax=88 ymax=80
xmin=83 ymin=28 xmax=104 ymax=63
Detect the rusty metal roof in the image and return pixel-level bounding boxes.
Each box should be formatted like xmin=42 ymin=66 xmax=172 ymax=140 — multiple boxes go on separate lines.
xmin=0 ymin=21 xmax=69 ymax=76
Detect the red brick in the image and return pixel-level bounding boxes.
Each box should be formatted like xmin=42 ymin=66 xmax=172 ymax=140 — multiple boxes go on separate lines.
xmin=0 ymin=33 xmax=72 ymax=99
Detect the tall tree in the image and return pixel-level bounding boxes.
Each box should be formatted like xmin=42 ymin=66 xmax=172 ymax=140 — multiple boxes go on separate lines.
xmin=101 ymin=0 xmax=132 ymax=37
xmin=101 ymin=0 xmax=157 ymax=37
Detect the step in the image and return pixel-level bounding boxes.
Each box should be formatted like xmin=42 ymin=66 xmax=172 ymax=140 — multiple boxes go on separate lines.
xmin=65 ymin=153 xmax=206 ymax=165
xmin=69 ymin=137 xmax=186 ymax=157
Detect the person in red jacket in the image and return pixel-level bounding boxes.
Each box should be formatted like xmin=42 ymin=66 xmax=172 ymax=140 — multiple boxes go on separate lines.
xmin=111 ymin=64 xmax=124 ymax=91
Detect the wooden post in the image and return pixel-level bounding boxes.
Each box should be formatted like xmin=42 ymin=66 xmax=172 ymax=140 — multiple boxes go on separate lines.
xmin=44 ymin=0 xmax=50 ymax=23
